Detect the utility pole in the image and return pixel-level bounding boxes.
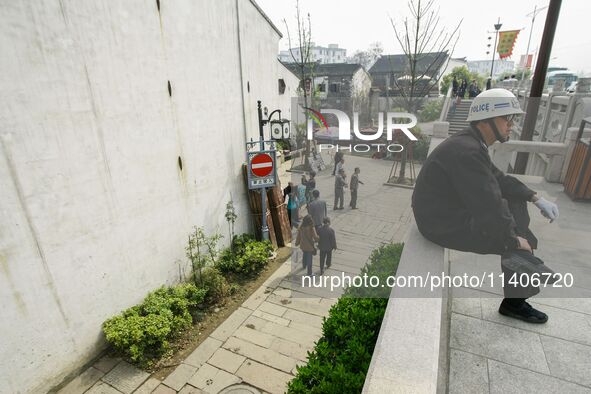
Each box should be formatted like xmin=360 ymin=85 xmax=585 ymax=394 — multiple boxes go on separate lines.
xmin=520 ymin=5 xmax=548 ymax=83
xmin=490 ymin=18 xmax=502 ymax=79
xmin=514 ymin=0 xmax=562 ymax=174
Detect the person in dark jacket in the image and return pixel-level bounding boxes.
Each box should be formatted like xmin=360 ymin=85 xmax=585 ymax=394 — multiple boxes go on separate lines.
xmin=317 ymin=217 xmax=337 ymax=274
xmin=349 ymin=167 xmax=364 ymax=209
xmin=332 ymin=150 xmax=344 ymax=175
xmin=334 ymin=169 xmax=347 ymax=210
xmin=412 ymin=88 xmax=560 ymax=324
xmin=307 ymin=190 xmax=327 ymax=232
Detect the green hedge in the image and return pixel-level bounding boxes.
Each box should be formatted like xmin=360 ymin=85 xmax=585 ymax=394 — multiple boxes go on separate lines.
xmin=102 ymin=284 xmax=206 ymax=365
xmin=288 ymin=243 xmax=404 ymax=393
xmin=217 ymin=234 xmax=273 ymax=276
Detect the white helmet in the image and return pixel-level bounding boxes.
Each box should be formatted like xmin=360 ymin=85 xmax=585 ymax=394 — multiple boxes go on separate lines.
xmin=466 ymin=88 xmax=524 ymax=122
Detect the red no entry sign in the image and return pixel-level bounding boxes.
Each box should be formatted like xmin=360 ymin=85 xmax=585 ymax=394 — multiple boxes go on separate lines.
xmin=251 ymin=153 xmax=274 ymax=177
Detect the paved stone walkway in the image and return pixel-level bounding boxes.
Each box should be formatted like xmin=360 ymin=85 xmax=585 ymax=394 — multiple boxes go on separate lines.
xmin=448 ymin=176 xmax=591 ymax=393
xmin=58 ymin=153 xmax=413 ymax=394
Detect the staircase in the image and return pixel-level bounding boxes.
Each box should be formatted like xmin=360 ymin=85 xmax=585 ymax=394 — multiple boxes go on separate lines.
xmin=445 ymin=99 xmax=472 ymax=134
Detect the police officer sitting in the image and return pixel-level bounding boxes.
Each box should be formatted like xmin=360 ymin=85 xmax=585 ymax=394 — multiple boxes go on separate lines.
xmin=412 ymin=88 xmax=559 ymax=324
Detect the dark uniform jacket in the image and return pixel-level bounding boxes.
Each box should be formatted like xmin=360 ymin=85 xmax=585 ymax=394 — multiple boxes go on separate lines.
xmin=317 ymin=225 xmax=337 ymax=251
xmin=412 ymin=127 xmax=536 ymax=255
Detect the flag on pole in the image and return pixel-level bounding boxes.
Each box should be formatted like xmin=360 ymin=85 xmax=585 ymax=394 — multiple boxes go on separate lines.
xmin=497 ymin=30 xmax=520 ymax=59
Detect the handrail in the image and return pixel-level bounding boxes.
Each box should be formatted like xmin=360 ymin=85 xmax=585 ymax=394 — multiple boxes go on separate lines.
xmin=439 ymin=85 xmax=453 ymax=122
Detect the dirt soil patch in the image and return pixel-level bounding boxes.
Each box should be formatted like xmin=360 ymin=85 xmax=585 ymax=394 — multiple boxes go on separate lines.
xmin=148 ymin=246 xmax=292 ymax=380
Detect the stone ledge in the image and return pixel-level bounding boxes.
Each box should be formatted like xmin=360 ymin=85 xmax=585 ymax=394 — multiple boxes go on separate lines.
xmin=362 ymin=223 xmax=449 ymax=394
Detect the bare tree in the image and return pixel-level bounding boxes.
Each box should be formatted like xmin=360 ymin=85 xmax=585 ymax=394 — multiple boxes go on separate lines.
xmin=284 ymin=0 xmax=314 ymax=169
xmin=389 ymin=0 xmax=461 ymax=184
xmin=348 ymin=42 xmax=384 ymax=70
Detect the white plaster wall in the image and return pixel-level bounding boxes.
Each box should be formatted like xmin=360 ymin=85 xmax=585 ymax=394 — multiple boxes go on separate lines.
xmin=0 ymin=0 xmax=282 ymax=392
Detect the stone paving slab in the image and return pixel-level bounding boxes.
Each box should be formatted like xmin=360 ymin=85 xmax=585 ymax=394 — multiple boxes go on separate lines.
xmin=448 ymin=349 xmax=489 ymax=394
xmin=163 ymin=363 xmax=198 ymax=391
xmin=101 ymin=362 xmax=149 ymax=394
xmin=57 ymin=367 xmax=104 ymax=394
xmin=152 ymin=384 xmax=177 ymax=394
xmin=93 ymin=355 xmax=121 ymax=374
xmin=133 ymin=377 xmax=162 ymax=394
xmin=85 ymin=381 xmax=122 ymax=394
xmin=540 ymin=336 xmax=591 ymax=387
xmin=235 ymin=359 xmax=293 ymax=394
xmin=207 ymin=348 xmax=246 ymax=374
xmin=178 ymin=384 xmax=205 ymax=394
xmin=488 ymin=359 xmax=591 ymax=394
xmin=450 ymin=313 xmax=549 ymax=374
xmin=185 ymin=337 xmax=223 ymax=368
xmin=187 ymin=363 xmax=241 ymax=394
xmin=209 ymin=307 xmax=252 ymax=342
xmin=222 ymin=337 xmax=298 ymax=374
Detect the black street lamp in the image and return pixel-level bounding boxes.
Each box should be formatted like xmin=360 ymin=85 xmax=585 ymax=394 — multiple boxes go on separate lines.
xmin=254 ymin=100 xmax=290 ymax=241
xmin=490 ymin=18 xmax=502 ymax=79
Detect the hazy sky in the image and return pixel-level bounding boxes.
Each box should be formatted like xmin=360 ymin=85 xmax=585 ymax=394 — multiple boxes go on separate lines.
xmin=256 ymin=0 xmax=591 ymax=75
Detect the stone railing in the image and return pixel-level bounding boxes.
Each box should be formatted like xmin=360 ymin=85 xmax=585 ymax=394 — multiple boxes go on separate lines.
xmin=439 ymin=86 xmax=453 ymax=122
xmin=490 ymin=126 xmax=591 ymax=183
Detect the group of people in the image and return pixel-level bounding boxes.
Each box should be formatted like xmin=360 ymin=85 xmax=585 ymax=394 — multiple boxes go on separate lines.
xmin=452 ymin=77 xmax=482 ymax=99
xmin=283 ymin=151 xmax=365 ymax=276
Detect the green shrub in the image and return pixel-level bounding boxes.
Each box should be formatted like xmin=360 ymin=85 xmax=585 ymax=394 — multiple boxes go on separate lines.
xmin=199 ymin=267 xmax=230 ymax=304
xmin=411 ymin=134 xmax=431 ymax=163
xmin=418 ymin=99 xmax=443 ymax=122
xmin=102 ymin=283 xmax=206 ymax=365
xmin=216 ymin=234 xmax=273 ymax=276
xmin=288 ymin=243 xmax=403 ymax=393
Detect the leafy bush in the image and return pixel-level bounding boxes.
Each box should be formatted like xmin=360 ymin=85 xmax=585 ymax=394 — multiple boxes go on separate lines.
xmin=217 ymin=234 xmax=273 ymax=277
xmin=102 ymin=284 xmax=206 ymax=365
xmin=412 ymin=134 xmax=431 ymax=163
xmin=199 ymin=267 xmax=230 ymax=305
xmin=418 ymin=99 xmax=443 ymax=122
xmin=288 ymin=243 xmax=403 ymax=393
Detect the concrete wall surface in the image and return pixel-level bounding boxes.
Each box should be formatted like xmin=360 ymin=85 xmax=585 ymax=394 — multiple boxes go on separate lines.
xmin=0 ymin=0 xmax=291 ymax=392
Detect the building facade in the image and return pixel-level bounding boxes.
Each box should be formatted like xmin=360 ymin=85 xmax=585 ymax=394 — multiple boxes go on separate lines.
xmin=0 ymin=1 xmax=297 ymax=392
xmin=468 ymin=59 xmax=515 ymax=77
xmin=279 ymin=43 xmax=347 ymax=64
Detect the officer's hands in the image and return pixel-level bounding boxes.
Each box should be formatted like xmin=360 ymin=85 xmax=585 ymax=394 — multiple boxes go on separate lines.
xmin=516 ymin=236 xmax=533 ymax=253
xmin=533 ymin=197 xmax=559 ymax=222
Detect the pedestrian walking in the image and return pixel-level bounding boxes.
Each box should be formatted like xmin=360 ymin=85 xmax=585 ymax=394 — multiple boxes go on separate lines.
xmin=334 ymin=168 xmax=347 ymax=210
xmin=295 ymin=215 xmax=319 ymax=276
xmin=283 ymin=181 xmax=299 ymax=227
xmin=305 ymin=171 xmax=316 ymax=203
xmin=336 ymin=157 xmax=345 ymax=175
xmin=297 ymin=175 xmax=307 ymax=209
xmin=317 ymin=217 xmax=337 ymax=275
xmin=332 ymin=150 xmax=344 ymax=175
xmin=349 ymin=167 xmax=364 ymax=209
xmin=307 ymin=190 xmax=327 ymax=232
xmin=452 ymin=76 xmax=458 ymax=97
xmin=468 ymin=79 xmax=480 ymax=98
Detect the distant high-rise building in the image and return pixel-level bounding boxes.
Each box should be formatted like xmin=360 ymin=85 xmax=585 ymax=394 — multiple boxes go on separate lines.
xmin=279 ymin=43 xmax=347 ymax=64
xmin=467 ymin=59 xmax=515 ymax=77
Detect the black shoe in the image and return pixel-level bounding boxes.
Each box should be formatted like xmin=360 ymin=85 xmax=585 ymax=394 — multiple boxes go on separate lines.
xmin=499 ymin=300 xmax=548 ymax=324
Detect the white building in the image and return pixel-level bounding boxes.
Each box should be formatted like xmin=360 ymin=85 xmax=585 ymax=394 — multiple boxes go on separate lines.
xmin=468 ymin=59 xmax=515 ymax=77
xmin=279 ymin=43 xmax=347 ymax=64
xmin=0 ymin=1 xmax=298 ymax=392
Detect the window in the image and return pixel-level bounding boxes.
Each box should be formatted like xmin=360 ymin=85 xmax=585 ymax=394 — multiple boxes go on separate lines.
xmin=319 ymin=83 xmax=326 ymax=92
xmin=278 ymin=78 xmax=286 ymax=94
xmin=329 ymin=83 xmax=340 ymax=93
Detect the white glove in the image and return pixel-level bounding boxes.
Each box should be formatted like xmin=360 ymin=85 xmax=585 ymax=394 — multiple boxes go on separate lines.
xmin=534 ymin=197 xmax=559 ymax=222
